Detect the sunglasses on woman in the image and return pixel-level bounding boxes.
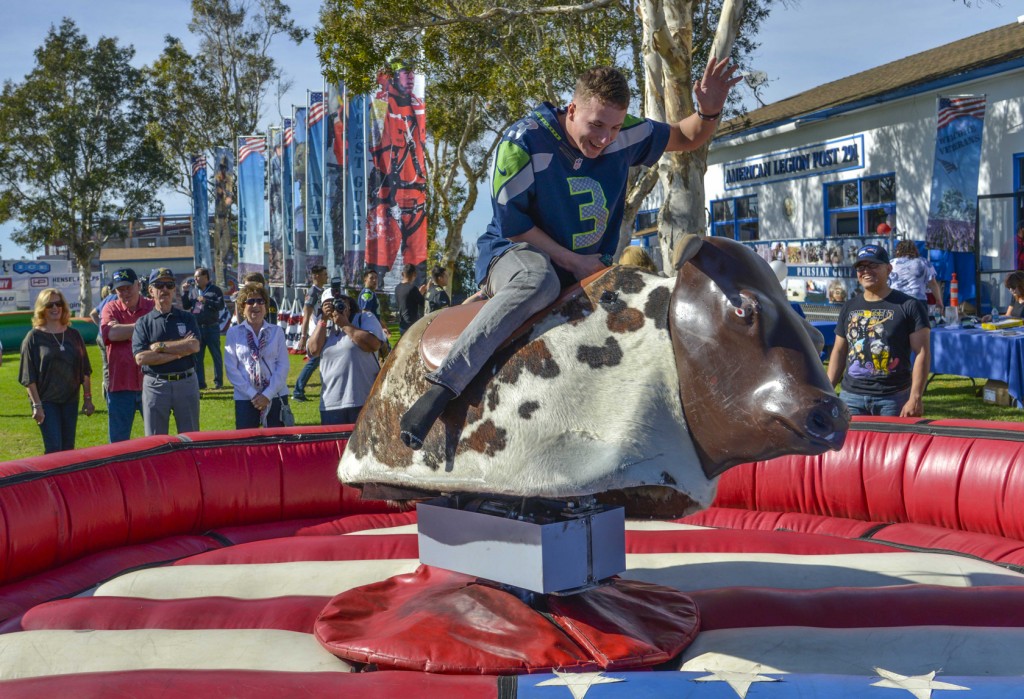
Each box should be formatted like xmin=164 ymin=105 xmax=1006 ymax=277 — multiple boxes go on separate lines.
xmin=244 ymin=298 xmax=266 ymax=306
xmin=44 ymin=301 xmax=64 ymax=309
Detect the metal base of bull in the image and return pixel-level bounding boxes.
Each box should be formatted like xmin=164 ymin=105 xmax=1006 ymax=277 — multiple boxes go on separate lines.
xmin=417 ymin=495 xmax=626 ymax=595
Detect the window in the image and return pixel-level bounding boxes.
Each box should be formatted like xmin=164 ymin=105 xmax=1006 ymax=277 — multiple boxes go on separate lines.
xmin=711 ymin=194 xmax=759 ymax=241
xmin=825 ymin=174 xmax=896 ymax=236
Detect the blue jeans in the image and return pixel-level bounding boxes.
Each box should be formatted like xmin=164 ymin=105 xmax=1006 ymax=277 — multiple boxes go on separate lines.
xmin=321 ymin=406 xmax=362 ymax=426
xmin=196 ymin=324 xmax=223 ymax=388
xmin=107 ymin=390 xmax=143 ymax=443
xmin=38 ymin=400 xmax=79 ymax=454
xmin=294 ymin=355 xmax=321 ymax=396
xmin=842 ymin=389 xmax=911 ymax=417
xmin=427 ymin=243 xmax=560 ymax=395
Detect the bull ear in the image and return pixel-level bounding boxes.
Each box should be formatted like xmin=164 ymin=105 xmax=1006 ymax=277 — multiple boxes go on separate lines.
xmin=801 ymin=316 xmax=825 ymax=354
xmin=672 ymin=234 xmax=703 ymax=269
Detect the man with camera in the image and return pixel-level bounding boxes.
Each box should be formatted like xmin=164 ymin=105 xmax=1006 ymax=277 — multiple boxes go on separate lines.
xmin=292 ymin=265 xmax=329 ymax=402
xmin=306 ymin=284 xmax=386 ymax=426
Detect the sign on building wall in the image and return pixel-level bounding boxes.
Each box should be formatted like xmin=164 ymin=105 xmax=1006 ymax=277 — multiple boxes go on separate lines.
xmin=723 ymin=135 xmax=864 ymax=191
xmin=0 ymin=260 xmax=101 ymax=314
xmin=926 ymin=95 xmax=987 ymax=253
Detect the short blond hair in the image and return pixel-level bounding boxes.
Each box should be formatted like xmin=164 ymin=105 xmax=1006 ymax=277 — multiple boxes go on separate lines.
xmin=619 ymin=246 xmax=658 ymax=273
xmin=32 ymin=288 xmax=70 ymax=328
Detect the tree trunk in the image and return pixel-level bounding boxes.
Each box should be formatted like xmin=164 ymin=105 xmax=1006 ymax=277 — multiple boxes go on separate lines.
xmin=77 ymin=251 xmax=94 ymax=316
xmin=638 ymin=0 xmax=745 ymax=266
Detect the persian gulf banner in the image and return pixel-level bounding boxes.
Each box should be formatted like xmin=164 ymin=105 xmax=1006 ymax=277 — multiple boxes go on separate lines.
xmin=292 ymin=106 xmax=308 ymax=282
xmin=282 ymin=117 xmax=295 ymax=288
xmin=268 ymin=127 xmax=285 ymax=286
xmin=237 ymin=134 xmax=267 ymax=278
xmin=325 ymin=81 xmax=346 ymax=281
xmin=191 ymin=154 xmax=211 ymax=271
xmin=212 ymin=145 xmax=236 ymax=285
xmin=345 ymin=92 xmax=370 ymax=285
xmin=926 ymin=95 xmax=986 ymax=253
xmin=367 ymin=62 xmax=428 ymax=287
xmin=306 ymin=90 xmax=326 ymax=269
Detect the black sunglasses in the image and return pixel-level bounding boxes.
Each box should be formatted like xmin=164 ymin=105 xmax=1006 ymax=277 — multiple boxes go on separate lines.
xmin=151 ymin=281 xmax=175 ymax=290
xmin=244 ymin=298 xmax=266 ymax=306
xmin=44 ymin=301 xmax=64 ymax=309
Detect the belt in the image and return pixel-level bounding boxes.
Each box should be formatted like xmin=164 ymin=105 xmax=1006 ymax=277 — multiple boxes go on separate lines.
xmin=200 ymin=322 xmax=221 ymax=328
xmin=151 ymin=370 xmax=195 ymax=382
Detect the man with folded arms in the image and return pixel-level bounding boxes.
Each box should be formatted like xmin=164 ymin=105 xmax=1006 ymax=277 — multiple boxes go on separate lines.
xmin=133 ymin=268 xmax=201 ymax=435
xmin=101 ymin=268 xmax=154 ymax=442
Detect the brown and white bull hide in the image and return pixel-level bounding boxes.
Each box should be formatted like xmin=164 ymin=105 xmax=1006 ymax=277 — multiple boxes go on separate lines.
xmin=340 ymin=267 xmax=714 ymax=516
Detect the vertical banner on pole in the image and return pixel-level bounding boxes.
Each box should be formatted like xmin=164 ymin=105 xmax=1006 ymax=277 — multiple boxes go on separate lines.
xmin=191 ymin=154 xmax=211 ymax=270
xmin=306 ymin=90 xmax=326 ymax=270
xmin=237 ymin=134 xmax=268 ymax=278
xmin=325 ymin=81 xmax=346 ymax=282
xmin=926 ymin=95 xmax=987 ymax=253
xmin=345 ymin=93 xmax=369 ymax=285
xmin=268 ymin=126 xmax=285 ymax=286
xmin=366 ymin=61 xmax=428 ymax=288
xmin=212 ymin=145 xmax=237 ymax=291
xmin=293 ymin=106 xmax=308 ymax=284
xmin=282 ymin=118 xmax=295 ymax=291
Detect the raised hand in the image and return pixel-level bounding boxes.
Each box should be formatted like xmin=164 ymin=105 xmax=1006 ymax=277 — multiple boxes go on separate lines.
xmin=694 ymin=56 xmax=743 ymax=116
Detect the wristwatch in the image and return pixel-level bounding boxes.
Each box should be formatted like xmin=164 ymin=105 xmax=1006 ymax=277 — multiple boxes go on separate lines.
xmin=158 ymin=342 xmax=167 ymax=351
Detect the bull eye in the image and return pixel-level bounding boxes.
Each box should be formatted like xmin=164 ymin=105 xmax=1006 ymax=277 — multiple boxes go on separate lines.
xmin=730 ymin=292 xmax=758 ymax=326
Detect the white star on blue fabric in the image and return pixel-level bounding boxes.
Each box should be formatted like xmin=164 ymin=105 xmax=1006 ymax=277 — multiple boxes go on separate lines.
xmin=692 ymin=665 xmax=780 ymax=698
xmin=534 ymin=670 xmax=624 ymax=699
xmin=871 ymin=668 xmax=970 ymax=699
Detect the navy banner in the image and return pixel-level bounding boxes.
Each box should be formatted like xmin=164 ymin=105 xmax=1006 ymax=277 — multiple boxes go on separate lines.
xmin=306 ymin=90 xmax=325 ymax=269
xmin=212 ymin=145 xmax=235 ymax=286
xmin=282 ymin=118 xmax=295 ymax=290
xmin=268 ymin=126 xmax=285 ymax=286
xmin=325 ymin=81 xmax=345 ymax=281
xmin=237 ymin=134 xmax=267 ymax=277
xmin=292 ymin=106 xmax=308 ymax=284
xmin=191 ymin=154 xmax=211 ymax=271
xmin=926 ymin=95 xmax=987 ymax=252
xmin=345 ymin=93 xmax=370 ymax=285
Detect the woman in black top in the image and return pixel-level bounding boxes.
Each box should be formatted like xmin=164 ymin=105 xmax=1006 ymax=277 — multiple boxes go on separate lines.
xmin=1004 ymin=272 xmax=1024 ymax=318
xmin=19 ymin=289 xmax=94 ymax=453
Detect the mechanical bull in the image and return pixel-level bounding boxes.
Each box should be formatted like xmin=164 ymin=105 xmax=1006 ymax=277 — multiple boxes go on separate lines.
xmin=340 ymin=235 xmax=849 ymax=517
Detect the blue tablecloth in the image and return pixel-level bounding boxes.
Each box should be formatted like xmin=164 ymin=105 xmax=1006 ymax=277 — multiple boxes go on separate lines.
xmin=930 ymin=326 xmax=1024 ymax=403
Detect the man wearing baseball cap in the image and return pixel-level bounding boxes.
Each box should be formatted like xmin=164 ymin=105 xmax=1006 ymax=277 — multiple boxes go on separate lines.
xmin=827 ymin=244 xmax=931 ymax=417
xmin=132 ymin=268 xmax=201 ymax=435
xmin=101 ymin=268 xmax=154 ymax=441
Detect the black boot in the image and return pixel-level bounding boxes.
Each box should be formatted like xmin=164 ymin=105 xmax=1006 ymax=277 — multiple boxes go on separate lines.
xmin=400 ymin=384 xmax=457 ymax=450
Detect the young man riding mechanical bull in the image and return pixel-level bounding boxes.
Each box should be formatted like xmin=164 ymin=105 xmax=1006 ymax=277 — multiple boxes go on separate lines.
xmin=399 ymin=59 xmax=743 ymax=449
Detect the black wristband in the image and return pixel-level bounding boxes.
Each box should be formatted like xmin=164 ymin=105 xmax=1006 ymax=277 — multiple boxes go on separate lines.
xmin=697 ymin=108 xmax=721 ymax=121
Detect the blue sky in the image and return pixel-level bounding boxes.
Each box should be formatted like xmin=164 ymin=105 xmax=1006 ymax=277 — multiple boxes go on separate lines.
xmin=0 ymin=0 xmax=1015 ymax=259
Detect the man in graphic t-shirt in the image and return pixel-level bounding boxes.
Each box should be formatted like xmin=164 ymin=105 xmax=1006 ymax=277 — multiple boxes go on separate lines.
xmin=828 ymin=244 xmax=930 ymax=417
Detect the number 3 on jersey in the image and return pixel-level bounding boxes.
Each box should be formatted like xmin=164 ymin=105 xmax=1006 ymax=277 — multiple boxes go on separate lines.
xmin=567 ymin=177 xmax=609 ymax=250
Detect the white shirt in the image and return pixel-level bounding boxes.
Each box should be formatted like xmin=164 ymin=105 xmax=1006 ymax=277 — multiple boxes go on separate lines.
xmin=224 ymin=321 xmax=290 ymax=400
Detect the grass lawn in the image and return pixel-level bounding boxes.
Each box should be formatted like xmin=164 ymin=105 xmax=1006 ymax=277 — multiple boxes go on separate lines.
xmin=1 ymin=336 xmax=1022 ymax=460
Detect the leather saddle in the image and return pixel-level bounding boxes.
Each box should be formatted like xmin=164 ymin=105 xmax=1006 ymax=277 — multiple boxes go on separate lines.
xmin=419 ymin=268 xmax=610 ymax=372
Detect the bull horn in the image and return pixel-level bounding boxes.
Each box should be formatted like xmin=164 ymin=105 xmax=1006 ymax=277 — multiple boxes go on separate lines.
xmin=672 ymin=234 xmax=704 ymax=269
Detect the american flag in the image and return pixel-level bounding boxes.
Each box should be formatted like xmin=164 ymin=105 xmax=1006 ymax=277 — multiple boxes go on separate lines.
xmin=190 ymin=155 xmax=206 ymax=176
xmin=308 ymin=91 xmax=325 ymax=126
xmin=238 ymin=135 xmax=267 ymax=163
xmin=284 ymin=118 xmax=294 ymax=147
xmin=937 ymin=96 xmax=986 ymax=128
xmin=937 ymin=158 xmax=959 ymax=174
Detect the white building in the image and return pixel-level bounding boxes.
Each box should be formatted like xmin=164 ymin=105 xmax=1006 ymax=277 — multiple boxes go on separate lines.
xmin=704 ymin=21 xmax=1024 ymax=313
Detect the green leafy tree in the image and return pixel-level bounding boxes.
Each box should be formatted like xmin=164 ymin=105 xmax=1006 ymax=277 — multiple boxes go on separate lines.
xmin=0 ymin=19 xmax=173 ymax=310
xmin=318 ymin=0 xmax=774 ymax=284
xmin=318 ymin=0 xmax=634 ymax=293
xmin=148 ymin=0 xmax=308 ymax=285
